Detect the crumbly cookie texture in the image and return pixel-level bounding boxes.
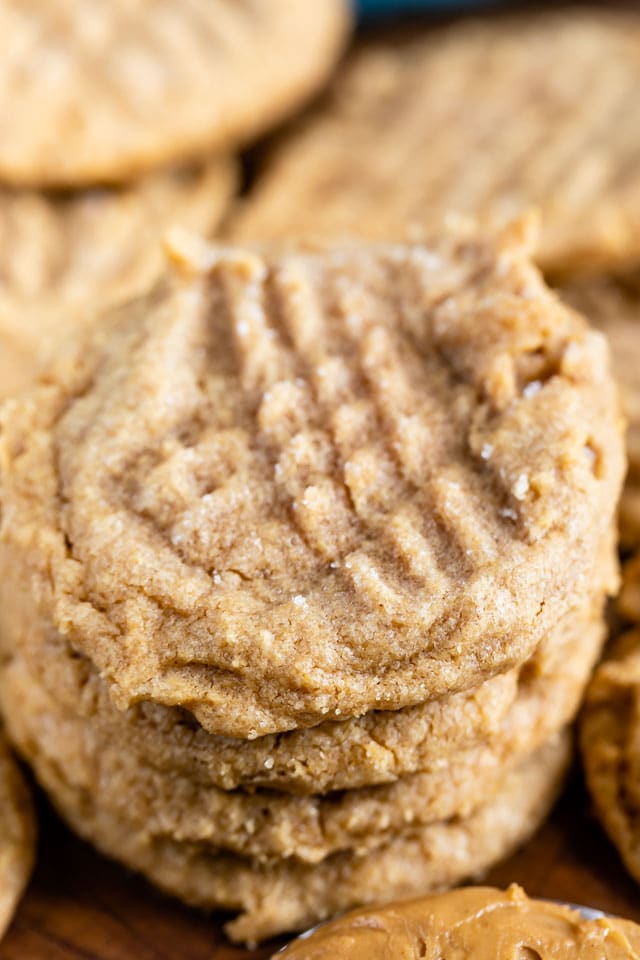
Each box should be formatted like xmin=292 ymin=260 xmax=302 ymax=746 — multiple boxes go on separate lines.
xmin=1 ymin=575 xmax=612 ymax=798
xmin=0 ymin=227 xmax=624 ymax=737
xmin=275 ymin=884 xmax=640 ymax=959
xmin=0 ymin=735 xmax=35 ymax=943
xmin=231 ymin=9 xmax=640 ymax=278
xmin=8 ymin=727 xmax=570 ymax=944
xmin=581 ymin=628 xmax=640 ymax=887
xmin=0 ymin=596 xmax=603 ymax=864
xmin=0 ymin=158 xmax=236 ymax=401
xmin=562 ymin=271 xmax=640 ymax=552
xmin=0 ymin=0 xmax=350 ymax=186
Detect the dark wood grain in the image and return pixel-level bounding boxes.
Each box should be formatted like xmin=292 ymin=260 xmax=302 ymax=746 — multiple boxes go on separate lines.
xmin=1 ymin=772 xmax=639 ymax=959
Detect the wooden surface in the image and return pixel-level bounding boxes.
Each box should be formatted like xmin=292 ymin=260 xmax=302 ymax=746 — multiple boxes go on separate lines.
xmin=1 ymin=771 xmax=639 ymax=959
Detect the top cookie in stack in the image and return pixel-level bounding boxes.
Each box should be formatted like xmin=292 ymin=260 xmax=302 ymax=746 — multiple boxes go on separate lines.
xmin=0 ymin=221 xmax=624 ymax=941
xmin=0 ymin=223 xmax=623 ymax=736
xmin=0 ymin=0 xmax=352 ymax=397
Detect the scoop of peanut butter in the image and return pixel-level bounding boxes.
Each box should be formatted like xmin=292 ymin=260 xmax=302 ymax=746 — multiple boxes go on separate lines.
xmin=276 ymin=885 xmax=640 ymax=959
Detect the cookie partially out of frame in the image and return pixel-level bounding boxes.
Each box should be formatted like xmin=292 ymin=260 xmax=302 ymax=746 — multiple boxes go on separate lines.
xmin=0 ymin=226 xmax=623 ymax=737
xmin=562 ymin=271 xmax=640 ymax=552
xmin=0 ymin=734 xmax=35 ymax=943
xmin=232 ymin=9 xmax=640 ymax=278
xmin=0 ymin=157 xmax=236 ymax=401
xmin=0 ymin=0 xmax=350 ymax=187
xmin=581 ymin=628 xmax=640 ymax=888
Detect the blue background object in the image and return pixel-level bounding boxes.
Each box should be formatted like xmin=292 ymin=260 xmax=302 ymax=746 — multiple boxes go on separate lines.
xmin=358 ymin=0 xmax=491 ymax=14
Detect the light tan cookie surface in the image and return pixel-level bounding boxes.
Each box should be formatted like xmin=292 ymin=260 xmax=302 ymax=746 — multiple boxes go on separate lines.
xmin=581 ymin=628 xmax=640 ymax=887
xmin=0 ymin=595 xmax=603 ymax=864
xmin=0 ymin=734 xmax=35 ymax=942
xmin=0 ymin=0 xmax=350 ymax=187
xmin=0 ymin=158 xmax=236 ymax=401
xmin=11 ymin=729 xmax=570 ymax=944
xmin=0 ymin=547 xmax=615 ymax=797
xmin=0 ymin=229 xmax=624 ymax=737
xmin=562 ymin=272 xmax=640 ymax=551
xmin=277 ymin=884 xmax=640 ymax=959
xmin=231 ymin=9 xmax=640 ymax=277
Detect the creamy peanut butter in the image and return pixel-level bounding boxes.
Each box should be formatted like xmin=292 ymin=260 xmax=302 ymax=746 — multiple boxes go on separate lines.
xmin=276 ymin=885 xmax=640 ymax=959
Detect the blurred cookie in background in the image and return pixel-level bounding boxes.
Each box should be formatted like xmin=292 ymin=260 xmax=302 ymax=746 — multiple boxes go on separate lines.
xmin=0 ymin=0 xmax=351 ymax=187
xmin=581 ymin=627 xmax=640 ymax=890
xmin=231 ymin=8 xmax=640 ymax=279
xmin=0 ymin=158 xmax=236 ymax=399
xmin=562 ymin=271 xmax=640 ymax=553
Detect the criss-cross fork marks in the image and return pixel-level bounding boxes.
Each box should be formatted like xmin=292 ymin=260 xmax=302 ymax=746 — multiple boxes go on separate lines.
xmin=123 ymin=246 xmax=530 ymax=637
xmin=0 ymin=161 xmax=233 ymax=308
xmin=0 ymin=0 xmax=262 ymax=133
xmin=232 ymin=11 xmax=640 ymax=273
xmin=30 ymin=232 xmax=618 ymax=734
xmin=0 ymin=0 xmax=350 ymax=187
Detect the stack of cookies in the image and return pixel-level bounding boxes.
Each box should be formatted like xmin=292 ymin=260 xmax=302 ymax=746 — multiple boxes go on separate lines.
xmin=0 ymin=221 xmax=624 ymax=941
xmin=224 ymin=6 xmax=640 ymax=912
xmin=1 ymin=2 xmax=639 ymax=948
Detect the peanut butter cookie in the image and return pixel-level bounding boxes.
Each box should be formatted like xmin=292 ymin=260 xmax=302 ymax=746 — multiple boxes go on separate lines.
xmin=0 ymin=596 xmax=603 ymax=864
xmin=0 ymin=0 xmax=350 ymax=187
xmin=0 ymin=158 xmax=236 ymax=400
xmin=1 ymin=547 xmax=615 ymax=797
xmin=0 ymin=734 xmax=35 ymax=942
xmin=0 ymin=227 xmax=624 ymax=737
xmin=581 ymin=628 xmax=640 ymax=888
xmin=562 ymin=271 xmax=640 ymax=552
xmin=231 ymin=9 xmax=640 ymax=277
xmin=8 ymin=727 xmax=570 ymax=943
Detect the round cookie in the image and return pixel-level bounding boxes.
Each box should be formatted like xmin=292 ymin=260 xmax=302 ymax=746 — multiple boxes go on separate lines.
xmin=276 ymin=884 xmax=640 ymax=958
xmin=0 ymin=227 xmax=624 ymax=737
xmin=0 ymin=596 xmax=603 ymax=864
xmin=0 ymin=158 xmax=236 ymax=401
xmin=0 ymin=0 xmax=351 ymax=187
xmin=231 ymin=9 xmax=640 ymax=278
xmin=2 ymin=568 xmax=614 ymax=796
xmin=0 ymin=734 xmax=35 ymax=942
xmin=561 ymin=271 xmax=640 ymax=551
xmin=581 ymin=628 xmax=640 ymax=887
xmin=11 ymin=729 xmax=570 ymax=944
